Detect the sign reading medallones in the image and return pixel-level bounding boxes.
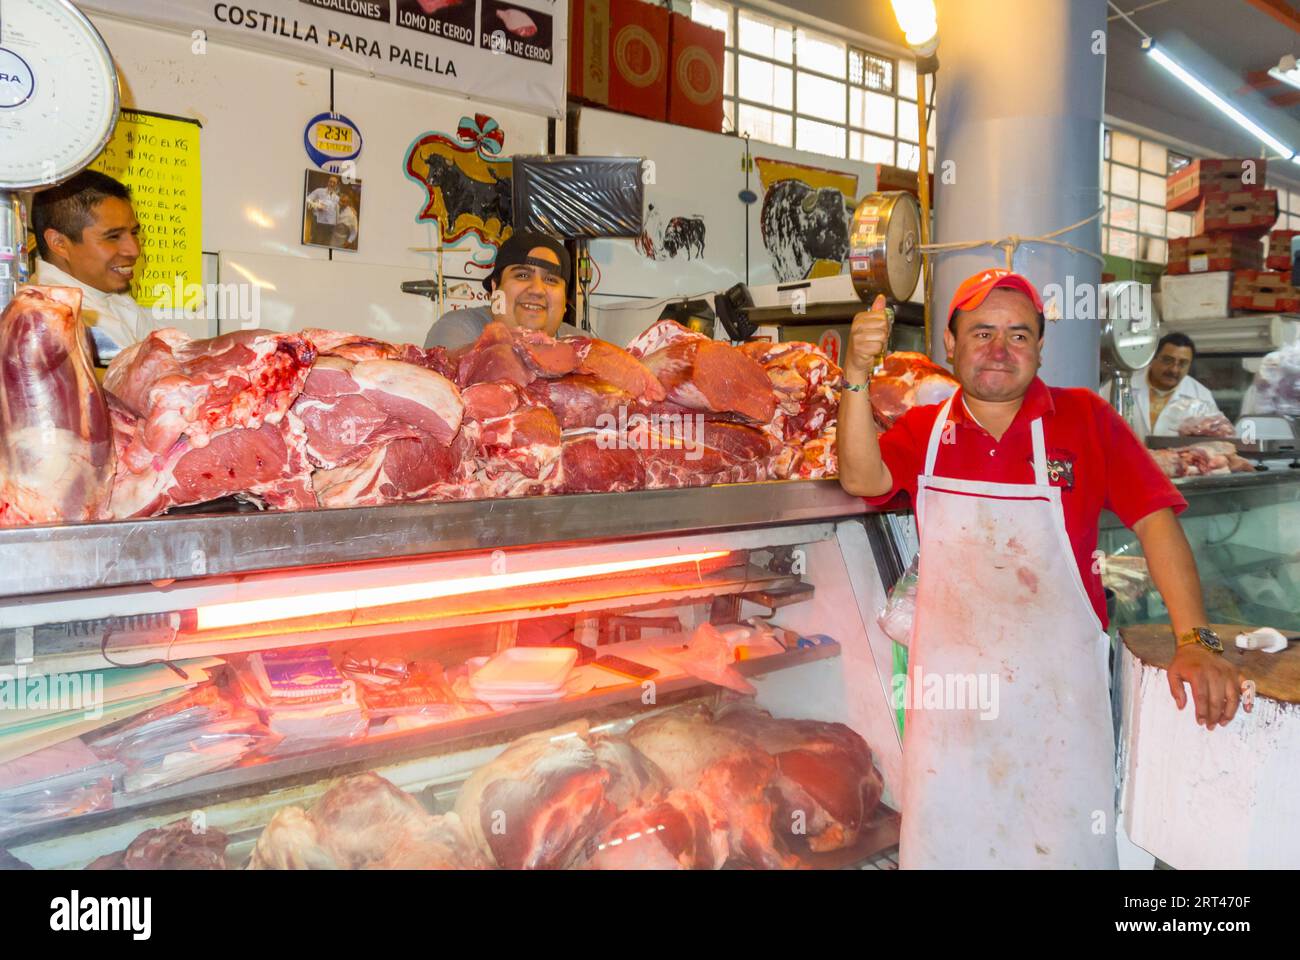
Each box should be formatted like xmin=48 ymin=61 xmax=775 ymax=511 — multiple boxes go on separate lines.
xmin=78 ymin=0 xmax=568 ymax=119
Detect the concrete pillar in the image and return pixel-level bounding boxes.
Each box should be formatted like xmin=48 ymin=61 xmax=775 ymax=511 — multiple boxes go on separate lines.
xmin=933 ymin=0 xmax=1106 ymax=388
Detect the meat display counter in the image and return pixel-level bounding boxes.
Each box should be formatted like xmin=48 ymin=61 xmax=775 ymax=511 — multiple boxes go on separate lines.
xmin=1098 ymin=469 xmax=1300 ymax=633
xmin=0 ymin=481 xmax=910 ymax=870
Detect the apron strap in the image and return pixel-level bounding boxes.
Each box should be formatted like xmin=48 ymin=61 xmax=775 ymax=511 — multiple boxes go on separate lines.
xmin=1030 ymin=417 xmax=1048 ymax=486
xmin=923 ymin=395 xmax=957 ymax=475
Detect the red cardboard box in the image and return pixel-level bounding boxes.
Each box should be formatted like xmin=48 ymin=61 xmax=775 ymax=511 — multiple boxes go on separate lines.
xmin=1165 ymin=233 xmax=1262 ymax=275
xmin=1267 ymin=229 xmax=1300 ymax=271
xmin=668 ymin=12 xmax=724 ymax=133
xmin=610 ymin=0 xmax=670 ymax=120
xmin=1193 ymin=189 xmax=1278 ymax=237
xmin=570 ymin=0 xmax=670 ymax=121
xmin=1167 ymin=158 xmax=1266 ymax=212
xmin=1230 ymin=269 xmax=1300 ymax=312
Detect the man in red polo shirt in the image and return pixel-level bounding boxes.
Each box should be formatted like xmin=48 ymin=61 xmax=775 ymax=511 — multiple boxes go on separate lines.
xmin=837 ymin=270 xmax=1243 ymax=870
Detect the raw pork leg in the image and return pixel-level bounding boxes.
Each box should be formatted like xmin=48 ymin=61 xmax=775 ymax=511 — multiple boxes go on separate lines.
xmin=565 ymin=336 xmax=666 ymax=402
xmin=107 ymin=401 xmax=317 ymax=518
xmin=868 ymin=351 xmax=958 ymax=430
xmin=639 ymin=329 xmax=777 ymax=424
xmin=106 ymin=328 xmax=316 ymax=472
xmin=453 ymin=720 xmax=613 ymax=869
xmin=627 ymin=704 xmax=799 ymax=868
xmin=714 ymin=702 xmax=884 ymax=853
xmin=292 ymin=355 xmax=464 ymax=468
xmin=0 ymin=286 xmax=113 ymax=524
xmin=578 ymin=789 xmax=730 ymax=870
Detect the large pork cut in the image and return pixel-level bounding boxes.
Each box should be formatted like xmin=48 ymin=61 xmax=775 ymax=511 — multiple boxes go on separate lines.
xmin=565 ymin=336 xmax=666 ymax=402
xmin=576 ymin=788 xmax=730 ymax=870
xmin=303 ymin=327 xmax=453 ymax=376
xmin=627 ymin=704 xmax=800 ymax=869
xmin=629 ymin=321 xmax=777 ymax=424
xmin=107 ymin=398 xmax=316 ymax=518
xmin=105 ymin=328 xmax=316 ymax=473
xmin=249 ymin=772 xmax=484 ymax=869
xmin=0 ymin=286 xmax=113 ymax=525
xmin=311 ymin=430 xmax=473 ymax=508
xmin=292 ymin=355 xmax=464 ymax=468
xmin=453 ymin=720 xmax=613 ymax=869
xmin=87 ymin=818 xmax=230 ymax=870
xmin=714 ymin=702 xmax=883 ymax=854
xmin=453 ymin=322 xmax=578 ymax=388
xmin=868 ymin=351 xmax=959 ymax=430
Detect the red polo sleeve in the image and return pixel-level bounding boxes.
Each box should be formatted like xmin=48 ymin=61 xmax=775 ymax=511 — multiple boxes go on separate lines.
xmin=862 ymin=405 xmax=931 ymax=507
xmin=1095 ymin=394 xmax=1188 ymax=525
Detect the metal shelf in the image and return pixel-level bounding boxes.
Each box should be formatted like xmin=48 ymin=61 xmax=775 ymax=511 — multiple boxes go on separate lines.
xmin=0 ymin=481 xmax=867 ymax=599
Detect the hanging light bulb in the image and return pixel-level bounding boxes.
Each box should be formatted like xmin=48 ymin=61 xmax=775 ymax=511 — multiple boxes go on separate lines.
xmin=890 ymin=0 xmax=939 ymax=60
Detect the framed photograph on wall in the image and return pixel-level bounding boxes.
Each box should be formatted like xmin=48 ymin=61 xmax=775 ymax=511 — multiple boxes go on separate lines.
xmin=302 ymin=169 xmax=362 ymax=251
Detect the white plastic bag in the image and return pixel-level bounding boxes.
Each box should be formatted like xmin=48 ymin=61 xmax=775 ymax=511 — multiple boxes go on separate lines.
xmin=1253 ymin=340 xmax=1300 ymax=416
xmin=878 ymin=554 xmax=919 ymax=648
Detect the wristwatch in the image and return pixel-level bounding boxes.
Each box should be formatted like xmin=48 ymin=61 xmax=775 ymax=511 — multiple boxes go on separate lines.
xmin=1176 ymin=627 xmax=1224 ymax=654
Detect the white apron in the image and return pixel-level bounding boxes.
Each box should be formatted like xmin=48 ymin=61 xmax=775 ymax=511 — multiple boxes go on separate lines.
xmin=898 ymin=396 xmax=1118 ymax=869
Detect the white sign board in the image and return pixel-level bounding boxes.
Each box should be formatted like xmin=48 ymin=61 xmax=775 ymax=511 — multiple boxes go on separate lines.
xmin=83 ymin=0 xmax=568 ymax=118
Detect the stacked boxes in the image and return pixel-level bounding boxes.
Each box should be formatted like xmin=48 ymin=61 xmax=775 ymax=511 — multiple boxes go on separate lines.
xmin=1267 ymin=229 xmax=1300 ymax=271
xmin=1162 ymin=157 xmax=1288 ymax=315
xmin=1231 ymin=270 xmax=1300 ymax=313
xmin=1165 ymin=234 xmax=1262 ymax=275
xmin=667 ymin=12 xmax=725 ymax=132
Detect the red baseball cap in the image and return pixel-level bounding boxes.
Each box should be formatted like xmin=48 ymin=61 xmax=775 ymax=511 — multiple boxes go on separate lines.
xmin=947 ymin=269 xmax=1045 ymax=326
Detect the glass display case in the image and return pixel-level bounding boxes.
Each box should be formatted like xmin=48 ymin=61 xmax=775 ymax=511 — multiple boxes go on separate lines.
xmin=0 ymin=483 xmax=910 ymax=870
xmin=1098 ymin=471 xmax=1300 ymax=632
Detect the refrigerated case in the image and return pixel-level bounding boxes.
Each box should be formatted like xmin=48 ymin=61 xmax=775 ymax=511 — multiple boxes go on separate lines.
xmin=0 ymin=482 xmax=912 ymax=869
xmin=1098 ymin=470 xmax=1300 ymax=632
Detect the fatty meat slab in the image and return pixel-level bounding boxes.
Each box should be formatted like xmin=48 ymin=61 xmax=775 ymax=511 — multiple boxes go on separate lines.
xmin=452 ymin=720 xmax=614 ymax=869
xmin=632 ymin=321 xmax=777 ymax=424
xmin=105 ymin=328 xmax=316 ymax=473
xmin=627 ymin=703 xmax=801 ymax=869
xmin=576 ymin=788 xmax=730 ymax=870
xmin=714 ymin=702 xmax=884 ymax=854
xmin=301 ymin=327 xmax=453 ymax=376
xmin=86 ymin=818 xmax=230 ymax=870
xmin=0 ymin=286 xmax=113 ymax=525
xmin=249 ymin=772 xmax=484 ymax=869
xmin=868 ymin=351 xmax=959 ymax=431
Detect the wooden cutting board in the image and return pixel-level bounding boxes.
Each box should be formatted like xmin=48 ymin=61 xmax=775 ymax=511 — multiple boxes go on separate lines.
xmin=1121 ymin=623 xmax=1300 ymax=704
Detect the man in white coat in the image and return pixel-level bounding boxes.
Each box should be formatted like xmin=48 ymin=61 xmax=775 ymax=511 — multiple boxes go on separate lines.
xmin=30 ymin=170 xmax=152 ymax=364
xmin=1102 ymin=332 xmax=1221 ymax=439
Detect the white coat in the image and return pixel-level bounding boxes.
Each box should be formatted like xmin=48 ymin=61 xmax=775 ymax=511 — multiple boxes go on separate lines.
xmin=1100 ymin=367 xmax=1221 ymax=439
xmin=32 ymin=258 xmax=154 ymax=363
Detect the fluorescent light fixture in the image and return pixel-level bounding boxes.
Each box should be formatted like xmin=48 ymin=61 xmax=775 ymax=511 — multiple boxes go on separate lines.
xmin=890 ymin=0 xmax=938 ymax=57
xmin=196 ymin=550 xmax=732 ymax=630
xmin=1145 ymin=41 xmax=1295 ymax=159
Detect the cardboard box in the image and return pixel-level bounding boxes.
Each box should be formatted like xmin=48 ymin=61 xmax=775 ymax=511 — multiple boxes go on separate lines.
xmin=1231 ymin=269 xmax=1300 ymax=312
xmin=1193 ymin=189 xmax=1278 ymax=237
xmin=1165 ymin=233 xmax=1262 ymax=275
xmin=1166 ymin=158 xmax=1266 ymax=211
xmin=1160 ymin=271 xmax=1232 ymax=321
xmin=668 ymin=12 xmax=724 ymax=133
xmin=569 ymin=0 xmax=611 ymax=105
xmin=873 ymin=164 xmax=935 ymax=200
xmin=1266 ymin=229 xmax=1300 ymax=271
xmin=571 ymin=0 xmax=670 ymax=121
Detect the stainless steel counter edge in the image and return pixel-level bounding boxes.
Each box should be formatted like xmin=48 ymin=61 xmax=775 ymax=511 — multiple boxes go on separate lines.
xmin=0 ymin=481 xmax=870 ymax=597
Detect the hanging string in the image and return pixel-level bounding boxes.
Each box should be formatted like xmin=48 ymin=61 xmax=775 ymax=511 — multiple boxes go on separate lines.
xmin=918 ymin=207 xmax=1106 ymax=273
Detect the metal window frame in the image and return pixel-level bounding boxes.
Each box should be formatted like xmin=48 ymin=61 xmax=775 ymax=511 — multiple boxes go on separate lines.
xmin=695 ymin=0 xmax=925 ymax=166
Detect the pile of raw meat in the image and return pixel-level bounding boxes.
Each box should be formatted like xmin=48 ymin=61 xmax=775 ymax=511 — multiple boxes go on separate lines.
xmin=0 ymin=286 xmax=953 ymax=524
xmin=89 ymin=701 xmax=884 ymax=870
xmin=1177 ymin=414 xmax=1235 ymax=438
xmin=1149 ymin=441 xmax=1256 ymax=479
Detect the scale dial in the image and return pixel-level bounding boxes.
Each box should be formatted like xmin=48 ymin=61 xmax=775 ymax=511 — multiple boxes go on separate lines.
xmin=1100 ymin=280 xmax=1160 ymax=373
xmin=0 ymin=0 xmax=119 ymax=189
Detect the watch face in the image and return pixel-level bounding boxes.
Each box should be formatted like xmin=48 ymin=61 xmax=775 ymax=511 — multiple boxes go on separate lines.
xmin=1197 ymin=628 xmax=1224 ymax=652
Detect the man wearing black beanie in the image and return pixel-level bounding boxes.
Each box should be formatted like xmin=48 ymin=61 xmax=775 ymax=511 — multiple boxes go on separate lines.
xmin=424 ymin=230 xmax=581 ymax=349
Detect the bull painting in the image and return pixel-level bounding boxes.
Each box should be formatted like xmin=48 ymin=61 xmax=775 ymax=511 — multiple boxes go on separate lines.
xmin=760 ymin=180 xmax=852 ymax=282
xmin=636 ymin=203 xmax=707 ymax=261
